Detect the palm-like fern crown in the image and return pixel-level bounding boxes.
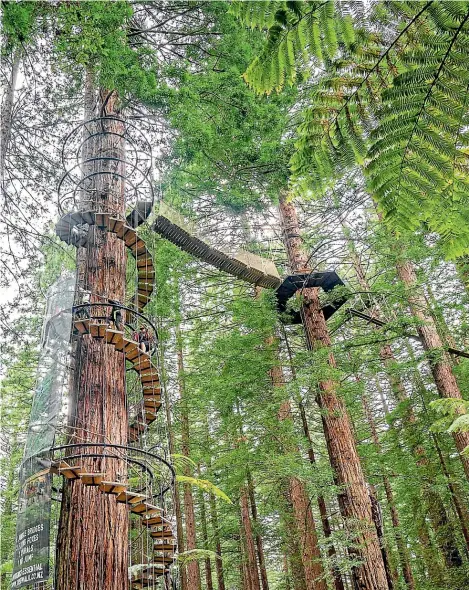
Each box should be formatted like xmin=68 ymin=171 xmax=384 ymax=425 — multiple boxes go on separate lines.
xmin=232 ymin=0 xmax=469 ymax=258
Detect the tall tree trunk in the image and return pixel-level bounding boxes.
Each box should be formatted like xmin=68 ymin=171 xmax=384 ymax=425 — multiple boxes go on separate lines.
xmin=425 ymin=284 xmax=461 ymax=359
xmin=240 ymin=536 xmax=251 ymax=590
xmin=199 ymin=489 xmax=214 ymax=590
xmin=176 ymin=325 xmax=201 ymax=590
xmin=283 ymin=513 xmax=308 ymax=590
xmin=56 ymin=90 xmax=129 ymax=590
xmin=279 ymin=194 xmax=389 ymax=590
xmin=209 ymin=493 xmax=226 ymax=590
xmin=161 ymin=345 xmax=187 ymax=590
xmin=269 ymin=336 xmax=327 ymax=590
xmin=240 ymin=487 xmax=262 ymax=590
xmin=348 ymin=230 xmax=468 ymax=569
xmin=287 ymin=477 xmax=327 ymax=590
xmin=283 ymin=327 xmax=346 ymax=590
xmin=432 ymin=436 xmax=469 ymax=553
xmin=351 ymin=366 xmax=396 ymax=587
xmin=246 ymin=470 xmax=270 ymax=590
xmin=344 ymin=239 xmax=416 ymax=588
xmin=361 ymin=391 xmax=412 ymax=589
xmin=404 ymin=340 xmax=469 ymax=554
xmin=368 ymin=485 xmax=396 ymax=589
xmin=396 ymin=260 xmax=469 ymax=479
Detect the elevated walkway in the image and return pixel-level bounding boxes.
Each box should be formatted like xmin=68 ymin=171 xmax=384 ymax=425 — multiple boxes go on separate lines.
xmin=153 ymin=202 xmax=282 ymax=289
xmin=152 ymin=203 xmax=349 ymax=322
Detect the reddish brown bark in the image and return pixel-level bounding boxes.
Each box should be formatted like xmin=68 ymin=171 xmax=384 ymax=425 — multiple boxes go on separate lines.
xmin=369 ymin=485 xmax=396 ymax=589
xmin=288 ymin=478 xmax=328 ymax=590
xmin=379 ymin=360 xmax=464 ymax=573
xmin=396 ymin=260 xmax=469 ymax=480
xmin=279 ymin=195 xmax=389 ymax=590
xmin=240 ymin=538 xmax=251 ymax=590
xmin=286 ymin=531 xmax=308 ymax=590
xmin=56 ymin=91 xmax=129 ymax=590
xmin=247 ymin=471 xmax=270 ymax=590
xmin=161 ymin=353 xmax=187 ymax=590
xmin=209 ymin=494 xmax=226 ymax=590
xmin=177 ymin=326 xmax=201 ymax=590
xmin=268 ymin=337 xmax=327 ymax=590
xmin=240 ymin=487 xmax=262 ymax=590
xmin=283 ymin=329 xmax=345 ymax=590
xmin=350 ymin=241 xmax=469 ymax=562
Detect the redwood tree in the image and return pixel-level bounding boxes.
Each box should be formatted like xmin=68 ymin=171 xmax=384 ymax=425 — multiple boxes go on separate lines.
xmin=279 ymin=193 xmax=390 ymax=590
xmin=56 ymin=90 xmax=129 ymax=590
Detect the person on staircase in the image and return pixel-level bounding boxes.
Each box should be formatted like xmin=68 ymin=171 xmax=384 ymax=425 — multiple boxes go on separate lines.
xmin=138 ymin=326 xmax=155 ymax=354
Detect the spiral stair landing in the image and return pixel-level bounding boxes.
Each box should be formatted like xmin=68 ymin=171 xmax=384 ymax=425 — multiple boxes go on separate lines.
xmin=56 ymin=211 xmax=154 ymax=311
xmin=47 ymin=460 xmax=175 ymax=585
xmin=127 ymin=200 xmax=153 ymax=229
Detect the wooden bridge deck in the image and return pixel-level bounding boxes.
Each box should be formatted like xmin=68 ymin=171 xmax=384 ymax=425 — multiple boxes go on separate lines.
xmin=153 ymin=202 xmax=281 ymax=289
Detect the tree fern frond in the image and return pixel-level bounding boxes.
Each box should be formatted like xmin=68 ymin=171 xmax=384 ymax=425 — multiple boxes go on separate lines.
xmin=176 ymin=475 xmax=232 ymax=504
xmin=229 ymin=1 xmax=282 ymax=30
xmin=241 ymin=1 xmax=343 ymax=94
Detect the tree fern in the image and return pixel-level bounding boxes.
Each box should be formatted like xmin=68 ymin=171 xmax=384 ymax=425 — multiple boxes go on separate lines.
xmin=242 ymin=0 xmax=469 ymax=257
xmin=235 ymin=1 xmax=356 ymax=94
xmin=366 ymin=3 xmax=469 ymax=257
xmin=229 ymin=1 xmax=282 ymax=31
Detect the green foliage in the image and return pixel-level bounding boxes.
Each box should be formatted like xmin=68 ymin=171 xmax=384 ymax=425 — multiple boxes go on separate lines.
xmin=53 ymin=1 xmax=158 ymax=102
xmin=1 ymin=0 xmax=39 ymax=51
xmin=238 ymin=0 xmax=469 ymax=257
xmin=0 ymin=343 xmax=39 ymax=580
xmin=366 ymin=4 xmax=469 ymax=257
xmin=39 ymin=235 xmax=75 ymax=293
xmin=150 ymin=4 xmax=294 ymax=211
xmin=430 ymin=398 xmax=469 ymax=454
xmin=233 ymin=1 xmax=355 ymax=95
xmin=176 ymin=476 xmax=232 ymax=504
xmin=4 ymin=4 xmax=469 ymax=589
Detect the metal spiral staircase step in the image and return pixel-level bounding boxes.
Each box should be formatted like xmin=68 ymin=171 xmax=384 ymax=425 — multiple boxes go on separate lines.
xmin=55 ymin=204 xmax=176 ymax=577
xmin=131 ymin=566 xmax=168 ymax=589
xmin=55 ymin=210 xmax=154 ymax=311
xmin=80 ymin=473 xmax=105 ymax=486
xmin=48 ymin=463 xmax=176 ymax=559
xmin=150 ymin=529 xmax=175 ymax=540
xmin=73 ymin=320 xmax=162 ymax=442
